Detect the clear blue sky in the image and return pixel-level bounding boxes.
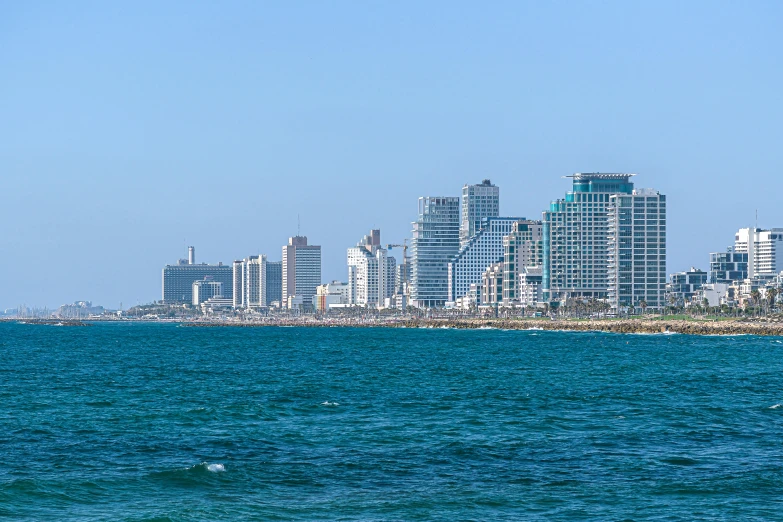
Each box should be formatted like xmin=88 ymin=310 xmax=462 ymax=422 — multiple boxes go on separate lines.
xmin=1 ymin=1 xmax=781 ymax=310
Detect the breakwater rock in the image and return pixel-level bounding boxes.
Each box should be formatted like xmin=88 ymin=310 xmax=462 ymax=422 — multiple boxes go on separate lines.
xmin=390 ymin=318 xmax=783 ymax=336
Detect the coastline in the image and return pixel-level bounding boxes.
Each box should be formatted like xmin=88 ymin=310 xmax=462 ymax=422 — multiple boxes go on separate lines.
xmin=179 ymin=317 xmax=783 ymax=336
xmin=5 ymin=316 xmax=783 ymax=336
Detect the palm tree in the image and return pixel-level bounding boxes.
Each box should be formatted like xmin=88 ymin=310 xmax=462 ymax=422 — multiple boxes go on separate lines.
xmin=750 ymin=289 xmax=761 ymax=316
xmin=639 ymin=300 xmax=647 ymax=316
xmin=767 ymin=288 xmax=778 ymax=312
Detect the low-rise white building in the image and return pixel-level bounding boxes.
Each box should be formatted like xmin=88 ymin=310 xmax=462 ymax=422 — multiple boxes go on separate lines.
xmin=192 ymin=278 xmax=224 ymax=305
xmin=691 ymin=283 xmax=729 ymax=308
xmin=314 ymin=281 xmax=351 ymax=311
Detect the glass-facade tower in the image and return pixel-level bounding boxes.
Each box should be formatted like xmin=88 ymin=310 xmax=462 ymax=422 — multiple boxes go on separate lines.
xmin=411 ymin=196 xmax=460 ymax=307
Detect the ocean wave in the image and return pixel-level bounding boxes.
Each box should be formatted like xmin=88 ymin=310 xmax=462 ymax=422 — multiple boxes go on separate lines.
xmin=769 ymin=404 xmax=781 ymax=409
xmin=321 ymin=401 xmax=339 ymax=406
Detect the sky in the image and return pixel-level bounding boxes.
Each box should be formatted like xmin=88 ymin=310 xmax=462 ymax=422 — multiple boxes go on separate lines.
xmin=1 ymin=1 xmax=782 ymax=310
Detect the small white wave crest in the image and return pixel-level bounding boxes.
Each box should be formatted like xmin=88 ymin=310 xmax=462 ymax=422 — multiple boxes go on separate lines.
xmin=769 ymin=404 xmax=782 ymax=409
xmin=321 ymin=401 xmax=339 ymax=406
xmin=206 ymin=463 xmax=225 ymax=472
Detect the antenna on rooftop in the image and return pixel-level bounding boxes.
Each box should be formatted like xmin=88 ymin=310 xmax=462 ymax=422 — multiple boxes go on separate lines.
xmin=298 ymin=214 xmax=301 ymax=236
xmin=756 ymin=209 xmax=758 ymax=230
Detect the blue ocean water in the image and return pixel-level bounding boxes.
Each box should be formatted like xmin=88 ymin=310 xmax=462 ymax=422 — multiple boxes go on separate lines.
xmin=2 ymin=323 xmax=783 ymax=520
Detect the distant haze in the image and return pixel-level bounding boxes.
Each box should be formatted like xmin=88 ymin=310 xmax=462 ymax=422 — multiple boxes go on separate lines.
xmin=1 ymin=2 xmax=782 ymax=309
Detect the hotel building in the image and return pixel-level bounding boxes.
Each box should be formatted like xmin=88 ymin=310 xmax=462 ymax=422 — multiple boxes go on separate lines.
xmin=162 ymin=247 xmax=232 ymax=304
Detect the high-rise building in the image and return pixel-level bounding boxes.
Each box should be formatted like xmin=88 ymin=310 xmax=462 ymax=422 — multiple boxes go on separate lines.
xmin=162 ymin=248 xmax=232 ymax=304
xmin=282 ymin=236 xmax=322 ymax=308
xmin=192 ymin=278 xmax=224 ymax=306
xmin=232 ymin=256 xmax=282 ymax=309
xmin=244 ymin=255 xmax=267 ymax=309
xmin=448 ymin=217 xmax=524 ymax=302
xmin=502 ymin=220 xmax=544 ymax=305
xmin=265 ymin=261 xmax=283 ymax=306
xmin=460 ymin=179 xmax=500 ymax=248
xmin=411 ymin=197 xmax=460 ymax=308
xmin=543 ymin=173 xmax=636 ymax=303
xmin=709 ymin=248 xmax=748 ymax=283
xmin=232 ymin=260 xmax=244 ymax=308
xmin=347 ymin=229 xmax=396 ymax=308
xmin=607 ymin=188 xmax=667 ymax=311
xmin=734 ymin=228 xmax=783 ymax=277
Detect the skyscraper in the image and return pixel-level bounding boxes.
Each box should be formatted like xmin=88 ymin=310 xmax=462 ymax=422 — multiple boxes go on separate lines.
xmin=411 ymin=196 xmax=460 ymax=308
xmin=460 ymin=179 xmax=500 ymax=248
xmin=232 ymin=260 xmax=244 ymax=308
xmin=282 ymin=236 xmax=321 ymax=308
xmin=543 ymin=173 xmax=634 ymax=303
xmin=265 ymin=261 xmax=283 ymax=306
xmin=244 ymin=255 xmax=266 ymax=309
xmin=606 ymin=188 xmax=667 ymax=311
xmin=543 ymin=173 xmax=666 ymax=312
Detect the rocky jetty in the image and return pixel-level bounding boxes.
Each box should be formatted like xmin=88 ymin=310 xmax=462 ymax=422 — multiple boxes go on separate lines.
xmin=389 ymin=318 xmax=783 ymax=336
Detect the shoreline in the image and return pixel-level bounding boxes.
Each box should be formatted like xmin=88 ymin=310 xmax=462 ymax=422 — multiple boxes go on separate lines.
xmin=179 ymin=317 xmax=783 ymax=336
xmin=5 ymin=316 xmax=783 ymax=336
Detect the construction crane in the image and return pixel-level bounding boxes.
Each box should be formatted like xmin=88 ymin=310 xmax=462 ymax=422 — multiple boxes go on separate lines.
xmin=386 ymin=240 xmax=410 ymax=310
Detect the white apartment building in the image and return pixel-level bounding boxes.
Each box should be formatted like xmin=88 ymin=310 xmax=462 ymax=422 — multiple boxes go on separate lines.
xmin=244 ymin=255 xmax=267 ymax=309
xmin=314 ymin=281 xmax=351 ymax=311
xmin=192 ymin=278 xmax=224 ymax=306
xmin=607 ymin=188 xmax=667 ymax=311
xmin=460 ymin=179 xmax=500 ymax=248
xmin=282 ymin=236 xmax=322 ymax=308
xmin=502 ymin=220 xmax=544 ymax=305
xmin=448 ymin=217 xmax=524 ymax=303
xmin=481 ymin=262 xmax=503 ymax=305
xmin=347 ymin=229 xmax=396 ymax=308
xmin=232 ymin=260 xmax=244 ymax=308
xmin=734 ymin=227 xmax=783 ymax=277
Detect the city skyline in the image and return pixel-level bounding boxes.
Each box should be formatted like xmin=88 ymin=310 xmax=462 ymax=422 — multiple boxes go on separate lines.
xmin=2 ymin=2 xmax=783 ymax=309
xmin=4 ymin=172 xmax=783 ymax=310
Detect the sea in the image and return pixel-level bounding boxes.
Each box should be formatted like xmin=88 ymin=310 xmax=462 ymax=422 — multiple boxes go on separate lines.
xmin=2 ymin=322 xmax=783 ymax=521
